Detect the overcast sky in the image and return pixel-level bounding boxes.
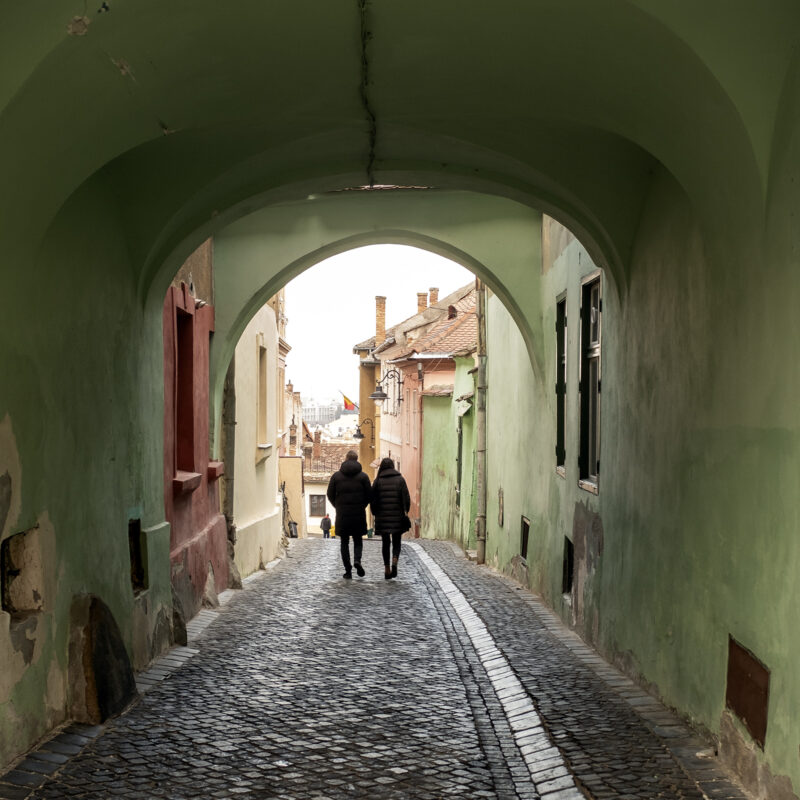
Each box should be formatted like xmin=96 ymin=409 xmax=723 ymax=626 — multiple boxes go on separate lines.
xmin=283 ymin=245 xmax=474 ymax=404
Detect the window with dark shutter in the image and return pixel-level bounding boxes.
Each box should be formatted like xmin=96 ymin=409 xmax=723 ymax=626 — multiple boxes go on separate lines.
xmin=579 ymin=276 xmax=601 ymax=489
xmin=555 ymin=297 xmax=567 ymax=472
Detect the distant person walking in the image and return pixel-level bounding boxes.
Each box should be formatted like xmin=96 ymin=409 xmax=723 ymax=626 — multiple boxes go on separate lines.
xmin=320 ymin=513 xmax=332 ymax=539
xmin=326 ymin=451 xmax=371 ymax=579
xmin=370 ymin=457 xmax=411 ymax=579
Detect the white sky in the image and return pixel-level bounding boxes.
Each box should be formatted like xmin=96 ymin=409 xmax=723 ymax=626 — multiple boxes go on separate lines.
xmin=283 ymin=245 xmax=474 ymax=404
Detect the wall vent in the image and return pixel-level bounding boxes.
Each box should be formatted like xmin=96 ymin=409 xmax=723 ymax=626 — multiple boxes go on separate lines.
xmin=562 ymin=536 xmax=574 ymax=595
xmin=128 ymin=519 xmax=146 ymax=594
xmin=726 ymin=636 xmax=769 ymax=749
xmin=520 ymin=516 xmax=530 ymax=560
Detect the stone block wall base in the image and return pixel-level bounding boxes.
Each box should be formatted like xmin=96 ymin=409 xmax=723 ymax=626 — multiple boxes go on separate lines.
xmin=718 ymin=712 xmax=798 ymax=800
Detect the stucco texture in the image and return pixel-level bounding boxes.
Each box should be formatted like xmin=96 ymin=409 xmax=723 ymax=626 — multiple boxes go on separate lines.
xmin=0 ymin=4 xmax=799 ymax=792
xmin=420 ymin=358 xmax=477 ymax=550
xmin=231 ymin=306 xmax=283 ymax=577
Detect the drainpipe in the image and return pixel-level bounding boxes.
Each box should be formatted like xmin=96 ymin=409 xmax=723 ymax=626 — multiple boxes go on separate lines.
xmin=475 ymin=278 xmax=487 ymax=564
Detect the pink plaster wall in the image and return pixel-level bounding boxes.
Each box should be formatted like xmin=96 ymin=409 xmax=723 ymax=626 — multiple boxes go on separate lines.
xmin=163 ymin=283 xmax=228 ymax=618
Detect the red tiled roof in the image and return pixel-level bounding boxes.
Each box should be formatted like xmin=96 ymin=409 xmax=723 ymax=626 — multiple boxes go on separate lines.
xmin=352 ymin=282 xmax=474 ymax=355
xmin=384 ymin=288 xmax=477 ymax=360
xmin=422 ymin=384 xmax=454 ymax=397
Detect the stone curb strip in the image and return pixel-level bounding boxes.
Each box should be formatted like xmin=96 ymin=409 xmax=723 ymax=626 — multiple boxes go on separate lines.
xmin=410 ymin=542 xmax=585 ymax=800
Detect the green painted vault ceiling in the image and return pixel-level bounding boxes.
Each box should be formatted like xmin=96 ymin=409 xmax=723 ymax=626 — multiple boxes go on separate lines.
xmin=0 ymin=1 xmax=798 ymax=294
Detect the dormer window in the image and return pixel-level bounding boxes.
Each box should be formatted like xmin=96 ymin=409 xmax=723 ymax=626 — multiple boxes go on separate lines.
xmin=448 ymin=305 xmax=457 ymax=319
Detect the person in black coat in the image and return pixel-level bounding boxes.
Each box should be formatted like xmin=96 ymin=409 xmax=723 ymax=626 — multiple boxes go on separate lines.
xmin=326 ymin=450 xmax=371 ymax=579
xmin=370 ymin=457 xmax=411 ymax=579
xmin=320 ymin=513 xmax=331 ymax=539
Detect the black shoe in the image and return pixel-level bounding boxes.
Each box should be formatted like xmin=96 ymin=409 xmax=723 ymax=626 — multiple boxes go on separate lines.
xmin=343 ymin=571 xmax=352 ymax=579
xmin=355 ymin=563 xmax=365 ymax=577
xmin=390 ymin=561 xmax=398 ymax=578
xmin=384 ymin=566 xmax=392 ymax=580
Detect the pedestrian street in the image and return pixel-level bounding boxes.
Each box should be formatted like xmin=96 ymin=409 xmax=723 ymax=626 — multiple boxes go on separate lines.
xmin=2 ymin=540 xmax=748 ymax=800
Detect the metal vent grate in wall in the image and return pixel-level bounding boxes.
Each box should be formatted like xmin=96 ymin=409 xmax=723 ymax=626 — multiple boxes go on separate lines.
xmin=726 ymin=636 xmax=769 ymax=749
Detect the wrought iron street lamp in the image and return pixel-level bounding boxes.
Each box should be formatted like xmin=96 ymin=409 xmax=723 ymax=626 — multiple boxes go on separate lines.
xmin=353 ymin=418 xmax=374 ymax=443
xmin=369 ymin=368 xmax=404 ymax=402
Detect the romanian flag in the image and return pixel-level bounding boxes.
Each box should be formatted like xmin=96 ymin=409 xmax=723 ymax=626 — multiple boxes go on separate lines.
xmin=341 ymin=392 xmax=358 ymax=411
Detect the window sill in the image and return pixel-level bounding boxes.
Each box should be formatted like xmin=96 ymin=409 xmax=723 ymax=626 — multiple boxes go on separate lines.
xmin=173 ymin=470 xmax=202 ymax=495
xmin=555 ymin=466 xmax=566 ymax=479
xmin=255 ymin=443 xmax=273 ymax=465
xmin=578 ymin=479 xmax=599 ymax=495
xmin=207 ymin=461 xmax=224 ymax=481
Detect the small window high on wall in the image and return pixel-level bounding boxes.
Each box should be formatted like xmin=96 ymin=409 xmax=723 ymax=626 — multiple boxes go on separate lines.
xmin=579 ymin=275 xmax=601 ymax=490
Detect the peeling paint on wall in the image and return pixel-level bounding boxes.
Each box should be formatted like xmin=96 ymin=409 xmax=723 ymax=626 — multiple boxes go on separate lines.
xmin=111 ymin=58 xmax=134 ymax=79
xmin=0 ymin=415 xmax=22 ymax=541
xmin=66 ymin=16 xmax=91 ymax=36
xmin=0 ymin=513 xmax=56 ymax=701
xmin=8 ymin=615 xmax=37 ymax=665
xmin=45 ymin=660 xmax=66 ymax=718
xmin=571 ymin=501 xmax=603 ymax=637
xmin=0 ymin=473 xmax=10 ymax=536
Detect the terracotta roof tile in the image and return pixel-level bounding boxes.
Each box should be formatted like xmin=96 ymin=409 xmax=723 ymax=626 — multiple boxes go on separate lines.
xmin=422 ymin=384 xmax=454 ymax=397
xmin=386 ymin=288 xmax=477 ymax=359
xmin=352 ymin=282 xmax=475 ymax=354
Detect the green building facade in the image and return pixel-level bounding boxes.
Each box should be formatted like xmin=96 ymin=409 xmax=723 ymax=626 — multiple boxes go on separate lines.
xmin=420 ymin=358 xmax=478 ymax=551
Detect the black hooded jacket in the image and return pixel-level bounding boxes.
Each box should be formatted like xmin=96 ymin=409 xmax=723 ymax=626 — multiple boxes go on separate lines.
xmin=370 ymin=468 xmax=411 ymax=535
xmin=326 ymin=459 xmax=372 ymax=535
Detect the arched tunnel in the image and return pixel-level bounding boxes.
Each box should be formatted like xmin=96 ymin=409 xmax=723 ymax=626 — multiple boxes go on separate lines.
xmin=0 ymin=2 xmax=799 ymax=797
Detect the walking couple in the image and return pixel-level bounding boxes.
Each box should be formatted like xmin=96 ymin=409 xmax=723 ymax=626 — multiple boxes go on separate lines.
xmin=326 ymin=451 xmax=411 ymax=580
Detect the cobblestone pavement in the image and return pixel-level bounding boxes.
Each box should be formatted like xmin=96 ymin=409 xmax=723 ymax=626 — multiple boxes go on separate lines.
xmin=1 ymin=539 xmax=749 ymax=800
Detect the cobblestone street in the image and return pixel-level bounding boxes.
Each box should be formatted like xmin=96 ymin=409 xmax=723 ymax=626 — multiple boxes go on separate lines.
xmin=2 ymin=540 xmax=748 ymax=800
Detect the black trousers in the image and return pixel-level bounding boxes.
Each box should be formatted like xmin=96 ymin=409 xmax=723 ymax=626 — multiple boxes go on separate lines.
xmin=339 ymin=534 xmax=363 ymax=572
xmin=380 ymin=532 xmax=403 ymax=565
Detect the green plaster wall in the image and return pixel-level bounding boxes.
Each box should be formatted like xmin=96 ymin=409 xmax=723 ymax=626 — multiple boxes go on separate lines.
xmin=483 ymin=165 xmax=800 ymax=795
xmin=420 ymin=397 xmax=456 ymax=541
xmin=0 ymin=179 xmax=171 ymax=765
xmin=210 ymin=191 xmax=544 ymax=449
xmin=419 ymin=358 xmax=477 ymax=549
xmin=0 ymin=5 xmax=798 ymax=791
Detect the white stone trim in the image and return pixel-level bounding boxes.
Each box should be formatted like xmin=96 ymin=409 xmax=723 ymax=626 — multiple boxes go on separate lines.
xmin=410 ymin=543 xmax=583 ymax=799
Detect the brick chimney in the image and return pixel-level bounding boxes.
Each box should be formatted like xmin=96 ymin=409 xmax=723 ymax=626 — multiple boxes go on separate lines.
xmin=375 ymin=296 xmax=386 ymax=346
xmin=417 ymin=292 xmax=428 ymax=313
xmin=286 ymin=380 xmax=293 ymax=394
xmin=313 ymin=429 xmax=322 ymax=460
xmin=429 ymin=287 xmax=439 ymax=305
